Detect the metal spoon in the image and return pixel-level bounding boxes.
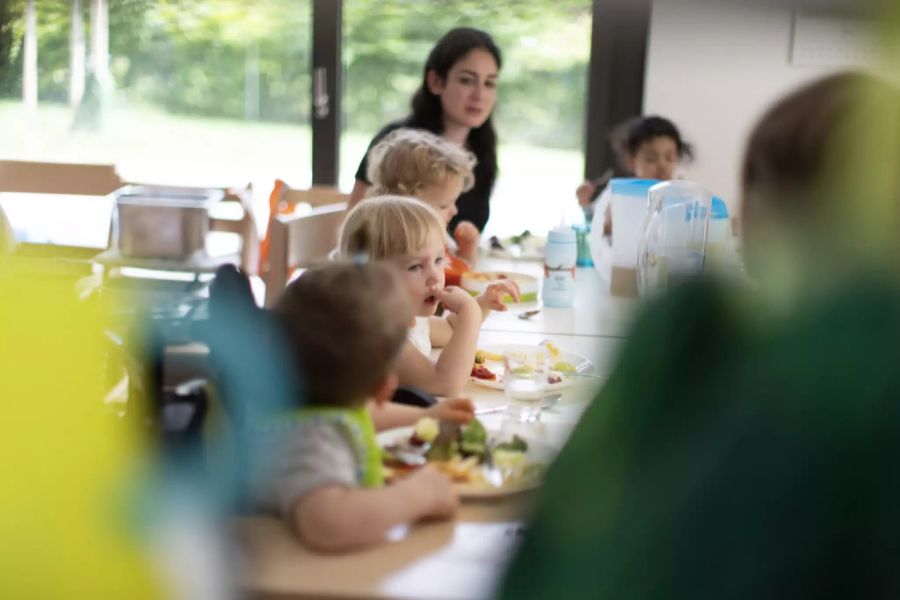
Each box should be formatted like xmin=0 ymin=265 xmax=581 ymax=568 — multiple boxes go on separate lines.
xmin=516 ymin=309 xmax=541 ymax=320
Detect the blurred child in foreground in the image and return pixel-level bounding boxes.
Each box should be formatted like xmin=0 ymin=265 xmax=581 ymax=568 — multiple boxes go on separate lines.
xmin=499 ymin=71 xmax=900 ymax=598
xmin=251 ymin=262 xmax=459 ymax=552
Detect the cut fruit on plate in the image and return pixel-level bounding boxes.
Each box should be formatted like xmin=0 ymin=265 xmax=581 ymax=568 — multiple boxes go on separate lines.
xmin=469 ymin=343 xmax=596 ymax=391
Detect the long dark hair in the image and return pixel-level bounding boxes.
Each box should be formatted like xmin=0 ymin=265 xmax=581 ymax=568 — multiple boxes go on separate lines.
xmin=409 ymin=27 xmax=502 ymax=195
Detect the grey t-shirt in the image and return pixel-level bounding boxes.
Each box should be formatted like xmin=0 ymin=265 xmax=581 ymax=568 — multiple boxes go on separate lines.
xmin=251 ymin=420 xmax=360 ymax=519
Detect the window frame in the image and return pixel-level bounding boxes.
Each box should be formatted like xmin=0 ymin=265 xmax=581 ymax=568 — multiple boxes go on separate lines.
xmin=309 ymin=0 xmax=651 ymax=187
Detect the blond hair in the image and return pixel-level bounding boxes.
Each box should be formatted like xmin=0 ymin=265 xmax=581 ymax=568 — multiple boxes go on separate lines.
xmin=274 ymin=261 xmax=412 ymax=407
xmin=338 ymin=195 xmax=448 ymax=260
xmin=367 ymin=128 xmax=476 ymax=197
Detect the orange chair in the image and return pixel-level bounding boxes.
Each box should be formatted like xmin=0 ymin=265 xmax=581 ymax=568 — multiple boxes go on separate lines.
xmin=260 ymin=182 xmax=349 ymax=307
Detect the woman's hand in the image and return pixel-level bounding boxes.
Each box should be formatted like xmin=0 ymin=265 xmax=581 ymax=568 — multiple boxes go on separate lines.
xmin=425 ymin=397 xmax=475 ymax=424
xmin=477 ymin=279 xmax=520 ymax=313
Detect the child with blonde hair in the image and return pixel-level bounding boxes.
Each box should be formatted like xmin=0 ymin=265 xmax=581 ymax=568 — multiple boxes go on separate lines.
xmin=253 ymin=261 xmax=460 ymax=552
xmin=367 ymin=128 xmax=481 ymax=264
xmin=339 ymin=195 xmax=518 ymax=397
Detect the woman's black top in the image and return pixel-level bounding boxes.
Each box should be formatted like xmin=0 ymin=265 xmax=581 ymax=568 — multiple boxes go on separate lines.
xmin=354 ymin=118 xmax=495 ymax=233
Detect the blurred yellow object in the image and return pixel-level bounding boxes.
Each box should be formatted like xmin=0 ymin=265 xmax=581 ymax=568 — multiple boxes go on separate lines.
xmin=0 ymin=260 xmax=162 ymax=598
xmin=475 ymin=348 xmax=504 ymax=363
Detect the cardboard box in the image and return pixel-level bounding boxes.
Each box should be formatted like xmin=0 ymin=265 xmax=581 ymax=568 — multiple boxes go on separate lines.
xmin=610 ymin=266 xmax=639 ymax=298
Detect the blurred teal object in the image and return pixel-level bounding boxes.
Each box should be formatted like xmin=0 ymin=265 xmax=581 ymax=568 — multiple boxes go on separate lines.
xmin=572 ymin=224 xmax=593 ymax=267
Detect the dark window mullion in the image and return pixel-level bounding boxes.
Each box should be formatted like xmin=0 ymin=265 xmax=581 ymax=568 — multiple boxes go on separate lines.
xmin=311 ymin=0 xmax=342 ymax=186
xmin=584 ymin=0 xmax=651 ymax=180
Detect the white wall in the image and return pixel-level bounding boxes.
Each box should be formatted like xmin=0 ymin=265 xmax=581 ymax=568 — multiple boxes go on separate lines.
xmin=643 ymin=0 xmax=848 ymax=214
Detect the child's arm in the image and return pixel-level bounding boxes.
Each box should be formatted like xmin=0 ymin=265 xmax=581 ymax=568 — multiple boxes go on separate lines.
xmin=292 ymin=467 xmax=458 ymax=552
xmin=453 ymin=221 xmax=480 ymax=264
xmin=474 ymin=280 xmax=521 ymax=322
xmin=396 ymin=287 xmax=481 ymax=396
xmin=369 ymin=397 xmax=475 ymax=431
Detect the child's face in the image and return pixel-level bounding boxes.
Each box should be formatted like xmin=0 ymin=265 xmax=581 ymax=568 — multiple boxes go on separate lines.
xmin=417 ymin=176 xmax=464 ymax=225
xmin=393 ymin=228 xmax=447 ymax=317
xmin=630 ymin=135 xmax=680 ymax=181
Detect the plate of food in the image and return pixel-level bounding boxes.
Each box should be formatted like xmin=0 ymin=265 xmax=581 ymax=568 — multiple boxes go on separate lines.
xmin=460 ymin=271 xmax=539 ymax=303
xmin=379 ymin=418 xmax=553 ymax=499
xmin=487 ymin=230 xmax=546 ymax=261
xmin=469 ymin=342 xmax=595 ymax=391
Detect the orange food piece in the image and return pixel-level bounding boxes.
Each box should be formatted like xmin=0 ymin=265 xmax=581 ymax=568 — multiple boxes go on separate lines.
xmin=471 ymin=363 xmax=497 ymax=381
xmin=444 ymin=250 xmax=469 ymax=287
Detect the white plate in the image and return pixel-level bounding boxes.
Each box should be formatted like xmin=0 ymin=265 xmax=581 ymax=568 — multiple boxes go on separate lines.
xmin=460 ymin=271 xmax=540 ymax=304
xmin=485 ymin=234 xmax=546 ymax=262
xmin=486 ymin=246 xmax=543 ymax=261
xmin=378 ymin=426 xmax=555 ymax=499
xmin=470 ymin=343 xmax=595 ymax=391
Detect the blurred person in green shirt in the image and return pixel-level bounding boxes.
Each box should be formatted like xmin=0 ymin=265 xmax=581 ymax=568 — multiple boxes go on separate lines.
xmin=497 ymin=70 xmax=900 ymax=599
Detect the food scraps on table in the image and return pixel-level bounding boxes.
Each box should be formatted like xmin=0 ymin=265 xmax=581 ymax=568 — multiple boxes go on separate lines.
xmin=471 ymin=363 xmax=498 ymax=380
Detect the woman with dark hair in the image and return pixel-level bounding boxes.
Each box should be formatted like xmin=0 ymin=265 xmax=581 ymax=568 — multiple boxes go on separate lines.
xmin=350 ymin=27 xmax=502 ymax=240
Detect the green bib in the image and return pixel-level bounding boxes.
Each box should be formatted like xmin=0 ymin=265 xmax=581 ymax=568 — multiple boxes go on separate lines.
xmin=290 ymin=405 xmax=384 ymax=488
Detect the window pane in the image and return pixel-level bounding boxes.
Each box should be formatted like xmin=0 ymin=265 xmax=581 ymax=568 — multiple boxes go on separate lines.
xmin=342 ymin=0 xmax=591 ymax=237
xmin=0 ymin=0 xmax=311 ymax=195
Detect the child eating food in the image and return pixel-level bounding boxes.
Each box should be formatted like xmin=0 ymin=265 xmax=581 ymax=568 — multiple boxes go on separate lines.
xmin=338 ymin=195 xmax=519 ymax=396
xmin=366 ymin=127 xmax=481 ymax=266
xmin=577 ymin=115 xmax=694 ymax=227
xmin=252 ymin=262 xmax=462 ymax=552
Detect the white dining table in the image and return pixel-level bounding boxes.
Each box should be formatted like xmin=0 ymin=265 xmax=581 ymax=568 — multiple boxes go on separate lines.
xmin=233 ymin=257 xmax=638 ymax=600
xmin=476 ymin=257 xmax=638 ymax=338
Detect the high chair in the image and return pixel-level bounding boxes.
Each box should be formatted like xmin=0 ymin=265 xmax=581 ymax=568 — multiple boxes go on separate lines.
xmin=261 ymin=184 xmax=349 ymax=307
xmin=207 ymin=184 xmax=258 ymax=274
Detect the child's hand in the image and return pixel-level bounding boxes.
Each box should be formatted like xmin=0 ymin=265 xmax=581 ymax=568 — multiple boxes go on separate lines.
xmin=477 ymin=280 xmax=520 ymax=312
xmin=576 ymin=181 xmax=597 ymax=207
xmin=405 ymin=465 xmax=459 ymax=519
xmin=453 ymin=221 xmax=481 ymax=252
xmin=426 ymin=397 xmax=475 ymax=424
xmin=435 ymin=286 xmax=479 ymax=317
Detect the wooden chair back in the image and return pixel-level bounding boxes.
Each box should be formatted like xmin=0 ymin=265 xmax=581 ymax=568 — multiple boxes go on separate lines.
xmin=264 ymin=199 xmax=348 ymax=307
xmin=280 ymin=186 xmax=349 ymax=208
xmin=0 ymin=160 xmax=122 ymax=195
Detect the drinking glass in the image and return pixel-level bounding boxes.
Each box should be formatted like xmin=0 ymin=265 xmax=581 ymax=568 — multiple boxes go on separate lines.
xmin=503 ymin=346 xmax=550 ymax=423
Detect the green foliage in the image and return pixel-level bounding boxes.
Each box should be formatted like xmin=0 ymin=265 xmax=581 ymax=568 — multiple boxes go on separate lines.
xmin=344 ymin=0 xmax=591 ymax=148
xmin=0 ymin=0 xmax=25 ymax=96
xmin=107 ymin=0 xmax=311 ymax=121
xmin=0 ymin=0 xmax=589 ymax=148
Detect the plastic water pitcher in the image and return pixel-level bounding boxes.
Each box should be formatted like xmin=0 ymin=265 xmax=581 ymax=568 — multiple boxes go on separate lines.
xmin=542 ymin=226 xmax=577 ymax=307
xmin=637 ymin=180 xmax=712 ymax=297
